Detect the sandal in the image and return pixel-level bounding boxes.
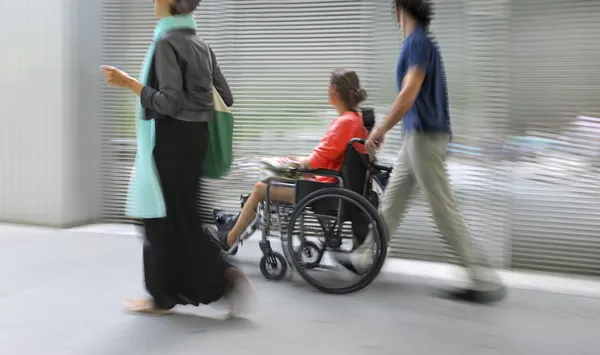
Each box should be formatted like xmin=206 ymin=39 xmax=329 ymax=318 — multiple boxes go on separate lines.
xmin=125 ymin=299 xmax=172 ymax=316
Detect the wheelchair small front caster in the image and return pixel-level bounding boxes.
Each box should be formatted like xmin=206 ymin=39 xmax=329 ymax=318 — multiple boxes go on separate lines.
xmin=259 ymin=252 xmax=288 ymax=281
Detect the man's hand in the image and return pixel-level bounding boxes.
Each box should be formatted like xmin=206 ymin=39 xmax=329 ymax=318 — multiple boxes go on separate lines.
xmin=365 ymin=125 xmax=386 ymax=155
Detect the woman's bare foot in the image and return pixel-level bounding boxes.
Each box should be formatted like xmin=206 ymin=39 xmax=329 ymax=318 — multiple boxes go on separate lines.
xmin=125 ymin=299 xmax=171 ymax=316
xmin=224 ymin=268 xmax=256 ymax=319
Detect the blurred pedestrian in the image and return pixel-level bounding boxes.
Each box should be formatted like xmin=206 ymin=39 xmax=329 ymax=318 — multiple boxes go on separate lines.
xmin=101 ymin=0 xmax=252 ymax=316
xmin=365 ymin=0 xmax=506 ymax=303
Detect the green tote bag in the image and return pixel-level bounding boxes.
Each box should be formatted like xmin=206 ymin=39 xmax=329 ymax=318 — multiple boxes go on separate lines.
xmin=203 ymin=87 xmax=234 ymax=178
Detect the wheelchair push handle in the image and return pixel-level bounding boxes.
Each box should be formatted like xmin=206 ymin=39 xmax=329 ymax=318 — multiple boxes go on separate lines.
xmin=348 ymin=138 xmax=366 ymax=146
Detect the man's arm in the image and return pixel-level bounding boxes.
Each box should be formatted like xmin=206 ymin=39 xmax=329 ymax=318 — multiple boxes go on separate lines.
xmin=379 ymin=39 xmax=432 ymax=133
xmin=379 ymin=68 xmax=426 ymax=133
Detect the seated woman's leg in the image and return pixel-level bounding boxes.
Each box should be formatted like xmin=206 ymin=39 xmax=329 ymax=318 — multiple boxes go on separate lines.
xmin=210 ymin=181 xmax=294 ymax=251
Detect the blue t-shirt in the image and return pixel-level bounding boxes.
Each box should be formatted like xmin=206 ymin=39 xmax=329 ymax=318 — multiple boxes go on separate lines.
xmin=396 ymin=26 xmax=451 ymax=134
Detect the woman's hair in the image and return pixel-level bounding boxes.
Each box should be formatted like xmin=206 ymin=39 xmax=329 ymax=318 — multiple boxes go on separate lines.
xmin=169 ymin=0 xmax=201 ymax=15
xmin=394 ymin=0 xmax=434 ymax=28
xmin=330 ymin=69 xmax=367 ymax=111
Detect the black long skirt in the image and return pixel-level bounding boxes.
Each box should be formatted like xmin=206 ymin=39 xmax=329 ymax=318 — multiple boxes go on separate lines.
xmin=142 ymin=118 xmax=230 ymax=310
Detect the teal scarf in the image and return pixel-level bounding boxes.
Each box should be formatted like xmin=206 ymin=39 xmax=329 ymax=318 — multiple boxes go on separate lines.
xmin=125 ymin=14 xmax=197 ymax=219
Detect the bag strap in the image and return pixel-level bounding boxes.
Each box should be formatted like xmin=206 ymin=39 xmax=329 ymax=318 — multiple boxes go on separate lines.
xmin=207 ymin=44 xmax=214 ymax=81
xmin=207 ymin=44 xmax=217 ymax=108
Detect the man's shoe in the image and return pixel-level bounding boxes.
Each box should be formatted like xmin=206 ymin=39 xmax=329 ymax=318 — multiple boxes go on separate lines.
xmin=333 ymin=253 xmax=370 ymax=275
xmin=333 ymin=228 xmax=375 ymax=275
xmin=438 ymin=285 xmax=507 ymax=304
xmin=205 ymin=226 xmax=239 ymax=255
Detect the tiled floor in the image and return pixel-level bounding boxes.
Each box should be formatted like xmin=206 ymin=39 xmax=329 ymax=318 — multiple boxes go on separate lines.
xmin=1 ymin=224 xmax=599 ymax=355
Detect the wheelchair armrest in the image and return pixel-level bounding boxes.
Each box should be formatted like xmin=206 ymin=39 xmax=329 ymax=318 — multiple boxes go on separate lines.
xmin=296 ymin=168 xmax=341 ymax=177
xmin=371 ymin=163 xmax=393 ymax=172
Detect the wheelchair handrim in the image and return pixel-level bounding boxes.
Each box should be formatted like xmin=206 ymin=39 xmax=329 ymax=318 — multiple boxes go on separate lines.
xmin=286 ymin=188 xmax=388 ymax=295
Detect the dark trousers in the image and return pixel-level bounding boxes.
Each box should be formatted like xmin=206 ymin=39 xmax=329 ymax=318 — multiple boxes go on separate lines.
xmin=142 ymin=118 xmax=229 ymax=309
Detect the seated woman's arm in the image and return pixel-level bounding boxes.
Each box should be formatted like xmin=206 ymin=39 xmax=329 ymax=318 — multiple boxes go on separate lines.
xmin=306 ymin=117 xmax=357 ymax=170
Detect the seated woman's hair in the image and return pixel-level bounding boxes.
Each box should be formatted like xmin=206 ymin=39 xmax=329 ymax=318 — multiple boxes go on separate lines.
xmin=170 ymin=0 xmax=201 ymax=15
xmin=330 ymin=69 xmax=374 ymax=131
xmin=330 ymin=69 xmax=368 ymax=112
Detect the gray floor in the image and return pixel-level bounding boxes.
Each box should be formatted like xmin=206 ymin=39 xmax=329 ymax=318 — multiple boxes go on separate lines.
xmin=1 ymin=226 xmax=599 ymax=355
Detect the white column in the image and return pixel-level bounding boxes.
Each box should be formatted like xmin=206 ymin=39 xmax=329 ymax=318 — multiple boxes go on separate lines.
xmin=0 ymin=0 xmax=101 ymax=227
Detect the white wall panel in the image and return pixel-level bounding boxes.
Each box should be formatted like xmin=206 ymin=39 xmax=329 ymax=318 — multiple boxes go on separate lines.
xmin=0 ymin=0 xmax=101 ymax=227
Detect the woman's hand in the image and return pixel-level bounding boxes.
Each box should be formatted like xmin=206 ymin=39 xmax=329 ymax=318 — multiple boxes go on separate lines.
xmin=100 ymin=65 xmax=144 ymax=96
xmin=289 ymin=156 xmax=310 ymax=168
xmin=274 ymin=157 xmax=310 ymax=169
xmin=100 ymin=65 xmax=132 ymax=88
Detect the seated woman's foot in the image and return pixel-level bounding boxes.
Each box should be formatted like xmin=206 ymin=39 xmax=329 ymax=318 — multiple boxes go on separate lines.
xmin=206 ymin=226 xmax=239 ymax=254
xmin=125 ymin=299 xmax=171 ymax=316
xmin=213 ymin=210 xmax=240 ymax=231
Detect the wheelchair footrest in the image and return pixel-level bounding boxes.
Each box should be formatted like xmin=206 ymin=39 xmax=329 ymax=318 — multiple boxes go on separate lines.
xmin=240 ymin=194 xmax=250 ymax=208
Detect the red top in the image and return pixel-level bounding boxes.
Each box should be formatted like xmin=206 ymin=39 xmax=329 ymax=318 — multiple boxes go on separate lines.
xmin=307 ymin=111 xmax=368 ymax=183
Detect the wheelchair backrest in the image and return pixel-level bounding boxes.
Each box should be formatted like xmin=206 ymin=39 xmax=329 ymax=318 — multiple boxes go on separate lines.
xmin=361 ymin=107 xmax=375 ymax=133
xmin=339 ymin=107 xmax=375 ymax=195
xmin=340 ymin=140 xmax=371 ymax=197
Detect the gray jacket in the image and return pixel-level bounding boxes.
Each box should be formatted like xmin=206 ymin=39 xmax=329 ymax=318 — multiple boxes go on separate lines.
xmin=140 ymin=28 xmax=233 ymax=122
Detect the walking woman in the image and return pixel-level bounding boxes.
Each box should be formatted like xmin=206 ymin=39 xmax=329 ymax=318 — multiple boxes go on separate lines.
xmin=101 ymin=0 xmax=252 ymax=316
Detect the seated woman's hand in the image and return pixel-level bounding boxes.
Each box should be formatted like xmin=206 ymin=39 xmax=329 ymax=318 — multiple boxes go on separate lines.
xmin=288 ymin=156 xmax=311 ymax=168
xmin=272 ymin=157 xmax=302 ymax=168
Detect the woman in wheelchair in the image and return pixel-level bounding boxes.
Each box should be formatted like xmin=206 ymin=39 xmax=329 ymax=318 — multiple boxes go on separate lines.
xmin=207 ymin=68 xmax=371 ymax=256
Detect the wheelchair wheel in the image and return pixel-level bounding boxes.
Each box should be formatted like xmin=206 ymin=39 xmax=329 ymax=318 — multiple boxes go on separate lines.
xmin=286 ymin=187 xmax=388 ymax=295
xmin=259 ymin=252 xmax=288 ymax=281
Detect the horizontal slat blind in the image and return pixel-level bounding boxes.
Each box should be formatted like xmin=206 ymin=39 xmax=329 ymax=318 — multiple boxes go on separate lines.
xmin=198 ymin=0 xmax=375 ymax=221
xmin=509 ymin=0 xmax=600 ymax=275
xmin=99 ymin=0 xmax=600 ymax=275
xmin=100 ymin=0 xmax=152 ymax=221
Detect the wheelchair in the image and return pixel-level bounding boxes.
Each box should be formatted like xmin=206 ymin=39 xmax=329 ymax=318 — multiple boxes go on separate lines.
xmin=218 ymin=138 xmax=393 ymax=295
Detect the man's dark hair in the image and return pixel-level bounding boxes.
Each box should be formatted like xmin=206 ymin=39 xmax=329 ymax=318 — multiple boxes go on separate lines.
xmin=394 ymin=0 xmax=434 ymax=28
xmin=169 ymin=0 xmax=201 ymax=15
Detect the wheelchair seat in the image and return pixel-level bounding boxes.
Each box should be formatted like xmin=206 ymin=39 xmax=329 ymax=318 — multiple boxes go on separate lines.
xmin=295 ymin=138 xmax=369 ymax=194
xmin=294 ymin=138 xmax=372 ymax=214
xmin=292 ymin=138 xmax=381 ymax=247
